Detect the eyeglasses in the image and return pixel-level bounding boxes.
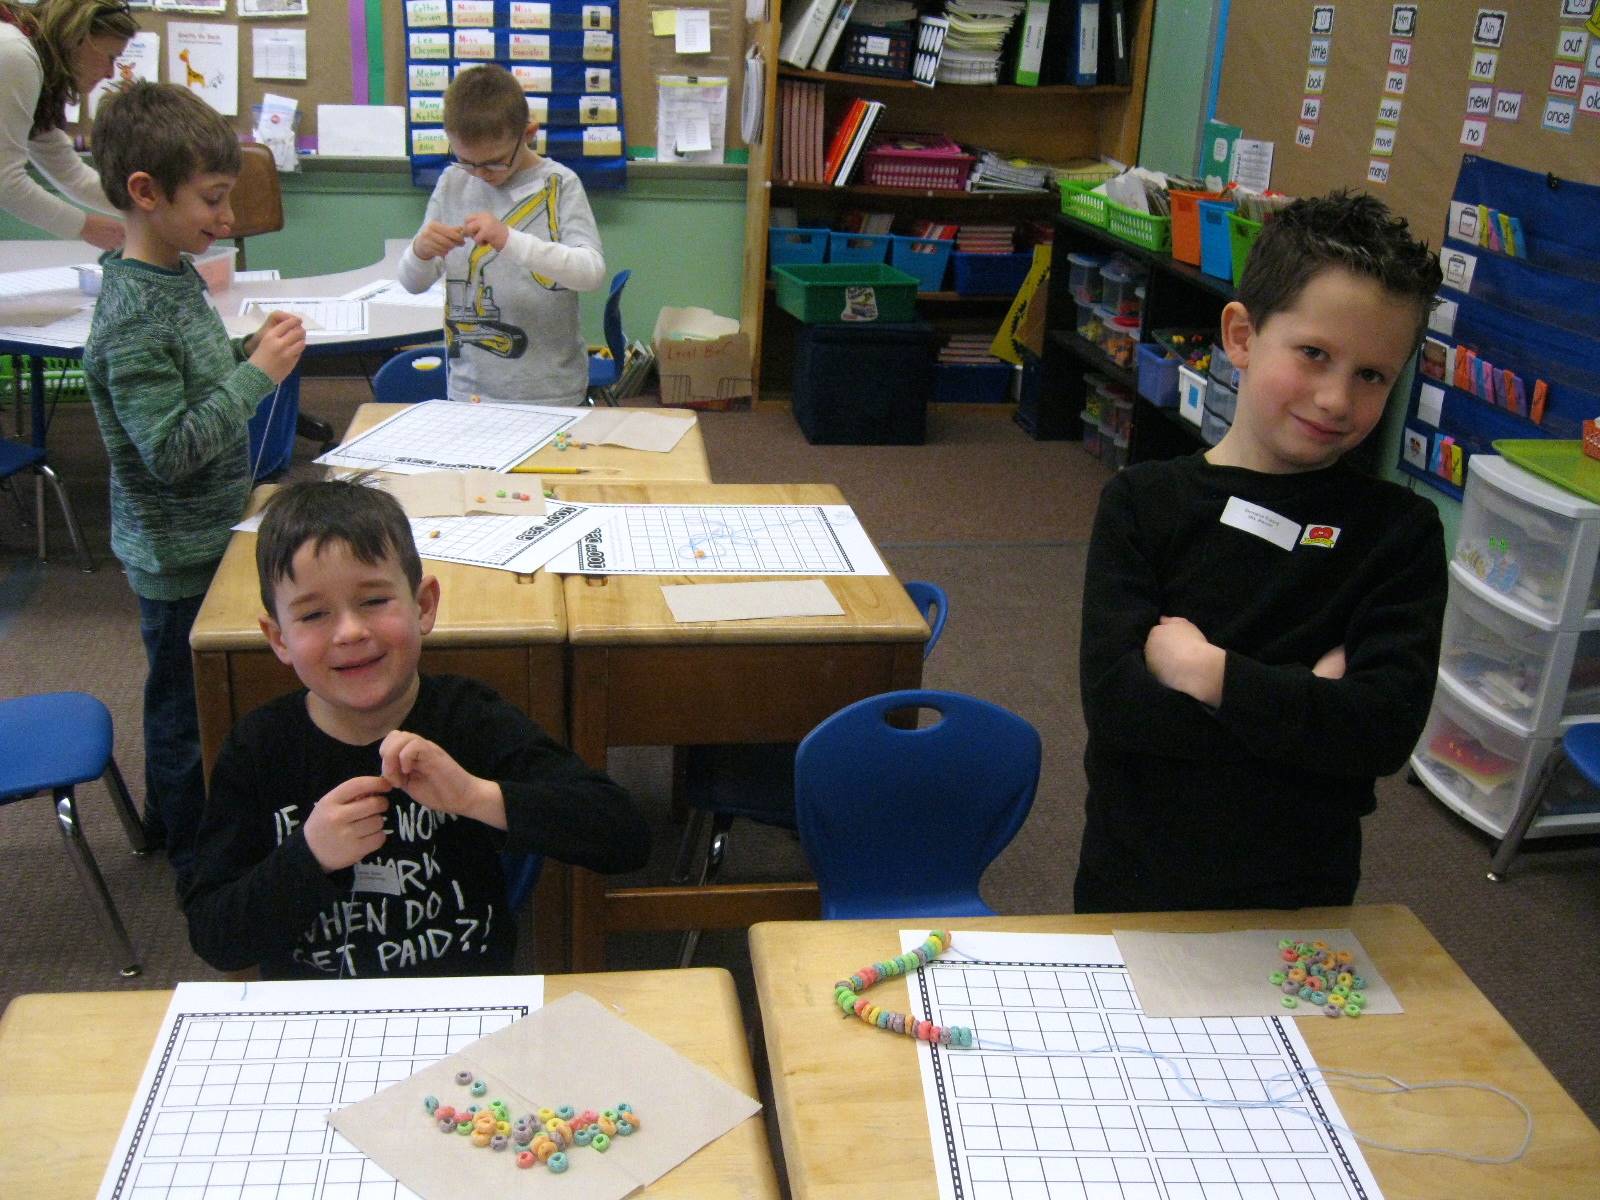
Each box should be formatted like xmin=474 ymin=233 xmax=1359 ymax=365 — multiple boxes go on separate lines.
xmin=448 ymin=141 xmax=523 ymax=173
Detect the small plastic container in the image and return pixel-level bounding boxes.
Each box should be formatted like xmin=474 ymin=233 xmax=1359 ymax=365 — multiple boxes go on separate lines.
xmin=1201 ymin=377 xmax=1238 ymax=445
xmin=1077 ymin=302 xmax=1103 ymax=343
xmin=1082 ymin=411 xmax=1103 ymax=457
xmin=890 ymin=235 xmax=955 ymax=292
xmin=1209 ymin=340 xmax=1242 ymax=390
xmin=768 ymin=227 xmax=829 ymax=271
xmin=1177 ymin=364 xmax=1207 ymax=427
xmin=1135 ymin=342 xmax=1181 ymax=408
xmin=1067 ymin=251 xmax=1107 ymax=304
xmin=1105 ymin=431 xmax=1130 ymax=471
xmin=1198 ymin=200 xmax=1236 ymax=280
xmin=192 ymin=245 xmax=235 ymax=293
xmin=827 ymin=232 xmax=891 ymax=265
xmin=1098 ymin=261 xmax=1139 ymax=317
xmin=1133 ymin=283 xmax=1146 ymax=321
xmin=1101 ymin=314 xmax=1140 ymax=369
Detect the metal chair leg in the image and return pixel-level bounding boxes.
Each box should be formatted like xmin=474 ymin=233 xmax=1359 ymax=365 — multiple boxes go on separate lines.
xmin=670 ymin=805 xmax=710 ymax=883
xmin=676 ymin=818 xmax=732 ymax=968
xmin=54 ymin=788 xmax=142 ymax=977
xmin=102 ymin=757 xmax=153 ymax=855
xmin=1488 ymin=745 xmax=1561 ymax=881
xmin=36 ymin=462 xmax=95 ymax=573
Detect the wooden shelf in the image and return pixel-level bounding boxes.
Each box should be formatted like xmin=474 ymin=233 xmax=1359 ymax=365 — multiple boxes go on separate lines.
xmin=766 ymin=280 xmax=1014 ymax=303
xmin=777 ymin=66 xmax=1132 ymax=96
xmin=1048 ymin=329 xmax=1134 ymax=387
xmin=772 ymin=181 xmax=1057 ymax=202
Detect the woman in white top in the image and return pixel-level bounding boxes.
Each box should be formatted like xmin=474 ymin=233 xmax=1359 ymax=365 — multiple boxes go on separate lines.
xmin=0 ymin=0 xmax=136 ymax=249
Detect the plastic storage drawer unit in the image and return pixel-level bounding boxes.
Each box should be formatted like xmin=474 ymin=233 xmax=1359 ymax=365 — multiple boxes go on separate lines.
xmin=791 ymin=322 xmax=935 ymax=444
xmin=1412 ymin=687 xmax=1551 ymax=838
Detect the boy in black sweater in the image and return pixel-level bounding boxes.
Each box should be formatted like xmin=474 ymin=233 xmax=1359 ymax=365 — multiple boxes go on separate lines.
xmin=183 ymin=480 xmax=648 ymax=977
xmin=1075 ymin=191 xmax=1446 ymax=913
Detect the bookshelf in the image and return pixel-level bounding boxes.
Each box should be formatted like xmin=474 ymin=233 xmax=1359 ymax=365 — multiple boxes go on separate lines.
xmin=741 ymin=2 xmax=1155 ymax=400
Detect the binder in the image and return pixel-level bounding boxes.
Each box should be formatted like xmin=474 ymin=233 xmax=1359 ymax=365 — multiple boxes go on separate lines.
xmin=1099 ymin=0 xmax=1130 ymax=86
xmin=1073 ymin=0 xmax=1100 ymax=86
xmin=1013 ymin=0 xmax=1051 ymax=87
xmin=779 ymin=0 xmax=840 ymax=69
xmin=810 ymin=0 xmax=858 ymax=71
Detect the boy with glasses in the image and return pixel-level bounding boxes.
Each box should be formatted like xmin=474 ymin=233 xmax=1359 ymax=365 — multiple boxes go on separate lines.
xmin=398 ymin=64 xmax=605 ymax=404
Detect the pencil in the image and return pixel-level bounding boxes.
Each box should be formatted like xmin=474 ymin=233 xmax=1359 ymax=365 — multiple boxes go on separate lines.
xmin=509 ymin=464 xmax=589 ymax=474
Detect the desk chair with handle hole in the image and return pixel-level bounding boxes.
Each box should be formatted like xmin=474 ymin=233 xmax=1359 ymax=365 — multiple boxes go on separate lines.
xmin=0 ymin=357 xmax=95 ymax=571
xmin=1488 ymin=721 xmax=1600 ymax=881
xmin=0 ymin=692 xmax=154 ymax=976
xmin=586 ymin=269 xmax=631 ymax=406
xmin=372 ymin=346 xmax=450 ymax=404
xmin=672 ymin=581 xmax=949 ymax=964
xmin=795 ymin=689 xmax=1041 ymax=920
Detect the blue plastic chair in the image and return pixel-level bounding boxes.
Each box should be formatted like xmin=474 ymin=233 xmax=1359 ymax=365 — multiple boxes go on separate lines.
xmin=0 ymin=356 xmax=94 ymax=571
xmin=794 ymin=690 xmax=1041 ymax=919
xmin=1489 ymin=722 xmax=1600 ymax=881
xmin=586 ymin=269 xmax=631 ymax=404
xmin=0 ymin=692 xmax=153 ymax=976
xmin=371 ymin=346 xmax=449 ymax=404
xmin=502 ymin=852 xmax=543 ymax=912
xmin=672 ymin=582 xmax=949 ymax=963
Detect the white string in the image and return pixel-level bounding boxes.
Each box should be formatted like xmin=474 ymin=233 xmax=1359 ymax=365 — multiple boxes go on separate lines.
xmin=250 ymin=382 xmax=284 ymax=481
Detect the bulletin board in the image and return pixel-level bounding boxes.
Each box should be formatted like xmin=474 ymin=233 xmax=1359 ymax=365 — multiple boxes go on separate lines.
xmin=622 ymin=0 xmax=748 ymax=158
xmin=109 ymin=3 xmax=404 ymax=143
xmin=1216 ymin=1 xmax=1600 ymax=242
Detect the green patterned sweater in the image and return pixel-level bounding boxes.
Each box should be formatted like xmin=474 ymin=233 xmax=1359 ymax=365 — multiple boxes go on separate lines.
xmin=84 ymin=253 xmax=275 ymax=600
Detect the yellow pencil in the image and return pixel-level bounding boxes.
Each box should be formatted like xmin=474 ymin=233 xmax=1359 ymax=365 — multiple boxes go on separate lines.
xmin=509 ymin=464 xmax=588 ymax=474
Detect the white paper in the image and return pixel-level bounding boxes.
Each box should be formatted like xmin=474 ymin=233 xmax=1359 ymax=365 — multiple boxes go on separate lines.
xmin=675 ymin=8 xmax=712 ymax=54
xmin=238 ymin=298 xmax=369 ymax=337
xmin=86 ymin=32 xmax=160 ymax=117
xmin=1418 ymin=382 xmax=1445 ymax=427
xmin=94 ymin=977 xmax=543 ymax=1200
xmin=1230 ymin=138 xmax=1275 ymax=192
xmin=239 ymin=0 xmax=310 ymax=15
xmin=903 ymin=930 xmax=1387 ymax=1200
xmin=316 ymin=400 xmax=580 ymax=474
xmin=234 ymin=269 xmax=281 ymax=282
xmin=656 ymin=76 xmax=728 ymax=163
xmin=252 ymin=28 xmax=307 ymax=80
xmin=568 ymin=409 xmax=695 ymax=453
xmin=0 ymin=265 xmax=87 ymax=298
xmin=663 ymin=579 xmax=845 ymax=622
xmin=318 ymin=105 xmax=406 ymax=157
xmin=544 ymin=502 xmax=892 ymax=576
xmin=369 ymin=279 xmax=448 ymax=309
xmin=168 ymin=21 xmax=239 ymax=116
xmin=0 ymin=304 xmax=95 ymax=348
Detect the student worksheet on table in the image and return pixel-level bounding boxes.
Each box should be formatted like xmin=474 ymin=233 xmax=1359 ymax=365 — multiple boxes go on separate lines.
xmin=904 ymin=931 xmax=1386 ymax=1200
xmin=98 ymin=976 xmax=543 ymax=1200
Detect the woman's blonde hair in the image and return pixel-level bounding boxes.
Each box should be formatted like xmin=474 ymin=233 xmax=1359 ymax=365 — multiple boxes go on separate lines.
xmin=1 ymin=0 xmax=138 ymax=135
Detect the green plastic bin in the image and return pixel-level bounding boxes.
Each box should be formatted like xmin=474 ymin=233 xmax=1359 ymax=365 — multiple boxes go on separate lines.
xmin=1106 ymin=199 xmax=1172 ymax=254
xmin=1060 ymin=181 xmax=1108 ymax=228
xmin=771 ymin=262 xmax=920 ymax=324
xmin=1229 ymin=212 xmax=1264 ymax=283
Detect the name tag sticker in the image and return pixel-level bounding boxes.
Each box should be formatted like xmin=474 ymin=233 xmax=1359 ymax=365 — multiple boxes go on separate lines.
xmin=1220 ymin=497 xmax=1301 ymax=552
xmin=352 ymin=861 xmax=403 ymax=895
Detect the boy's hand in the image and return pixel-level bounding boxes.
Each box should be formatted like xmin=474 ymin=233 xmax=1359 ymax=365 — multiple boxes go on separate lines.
xmin=246 ymin=311 xmax=306 ymax=383
xmin=1313 ymin=644 xmax=1347 ymax=680
xmin=1145 ymin=616 xmax=1226 ymax=707
xmin=413 ymin=221 xmax=466 ymax=260
xmin=379 ymin=730 xmax=506 ymax=830
xmin=303 ymin=776 xmax=391 ymax=872
xmin=461 ymin=212 xmax=511 ymax=253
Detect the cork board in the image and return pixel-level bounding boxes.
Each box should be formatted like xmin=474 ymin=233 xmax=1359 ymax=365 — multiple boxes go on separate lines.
xmin=1217 ymin=1 xmax=1600 ymax=241
xmin=621 ymin=0 xmax=748 ymax=156
xmin=89 ymin=2 xmax=404 ymax=143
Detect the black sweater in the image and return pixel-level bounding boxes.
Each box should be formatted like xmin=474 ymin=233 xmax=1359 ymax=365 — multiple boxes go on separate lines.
xmin=183 ymin=675 xmax=649 ymax=977
xmin=1077 ymin=454 xmax=1446 ymax=910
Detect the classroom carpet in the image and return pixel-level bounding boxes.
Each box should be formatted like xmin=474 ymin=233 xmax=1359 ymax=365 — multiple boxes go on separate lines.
xmin=1 ymin=382 xmax=1596 ymax=1141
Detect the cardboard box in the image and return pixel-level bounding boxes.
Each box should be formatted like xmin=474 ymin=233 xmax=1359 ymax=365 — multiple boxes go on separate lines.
xmin=652 ymin=307 xmax=753 ymax=411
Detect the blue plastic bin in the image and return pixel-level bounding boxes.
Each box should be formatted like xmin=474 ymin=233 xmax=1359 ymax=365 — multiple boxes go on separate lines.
xmin=952 ymin=252 xmax=1032 ymax=297
xmin=933 ymin=361 xmax=1013 ymax=403
xmin=827 ymin=232 xmax=892 ymax=265
xmin=1198 ymin=200 xmax=1235 ymax=280
xmin=891 ymin=235 xmax=955 ymax=292
xmin=768 ymin=227 xmax=829 ymax=270
xmin=1135 ymin=343 xmax=1181 ymax=408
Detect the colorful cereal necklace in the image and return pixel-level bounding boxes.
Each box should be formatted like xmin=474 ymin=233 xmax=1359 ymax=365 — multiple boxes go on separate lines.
xmin=833 ymin=930 xmax=974 ymax=1047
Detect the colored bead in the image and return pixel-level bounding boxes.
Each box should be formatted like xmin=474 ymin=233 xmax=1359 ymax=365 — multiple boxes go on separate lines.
xmin=1299 ymin=987 xmax=1316 ymax=1000
xmin=1344 ymin=1003 xmax=1363 ymax=1018
xmin=616 ymin=1118 xmax=636 ymax=1135
xmin=1282 ymin=996 xmax=1298 ymax=1008
xmin=495 ymin=1120 xmax=510 ymax=1135
xmin=538 ymin=1108 xmax=555 ymax=1123
xmin=455 ymin=1071 xmax=473 ymax=1086
xmin=574 ymin=1127 xmax=595 ymax=1146
xmin=535 ymin=1139 xmax=558 ymax=1162
xmin=491 ymin=1134 xmax=508 ymax=1151
xmin=1349 ymin=991 xmax=1366 ymax=1006
xmin=1269 ymin=971 xmax=1286 ymax=985
xmin=548 ymin=1153 xmax=569 ymax=1174
xmin=1323 ymin=1003 xmax=1342 ymax=1017
xmin=457 ymin=1121 xmax=471 ymax=1136
xmin=592 ymin=1133 xmax=611 ymax=1153
xmin=1326 ymin=993 xmax=1346 ymax=1008
xmin=1307 ymin=977 xmax=1325 ymax=991
xmin=556 ymin=1105 xmax=575 ymax=1121
xmin=1277 ymin=938 xmax=1295 ymax=950
xmin=435 ymin=1105 xmax=455 ymax=1123
xmin=1311 ymin=940 xmax=1328 ymax=951
xmin=471 ymin=1130 xmax=491 ymax=1147
xmin=470 ymin=1081 xmax=487 ymax=1096
xmin=437 ymin=1117 xmax=455 ymax=1133
xmin=513 ymin=1127 xmax=533 ymax=1145
xmin=516 ymin=1150 xmax=536 ymax=1169
xmin=496 ymin=490 xmax=507 ymax=498
xmin=423 ymin=1095 xmax=439 ymax=1113
xmin=1352 ymin=975 xmax=1367 ymax=990
xmin=598 ymin=1116 xmax=616 ymax=1136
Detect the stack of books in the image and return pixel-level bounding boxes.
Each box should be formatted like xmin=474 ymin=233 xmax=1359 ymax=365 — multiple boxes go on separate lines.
xmin=824 ymin=97 xmax=887 ymax=185
xmin=955 ymin=222 xmax=1017 ymax=254
xmin=605 ymin=340 xmax=657 ymax=403
xmin=969 ymin=150 xmax=1055 ymax=193
xmin=777 ymin=79 xmax=826 ymax=182
xmin=937 ymin=0 xmax=1026 ymax=85
xmin=908 ymin=218 xmax=960 ymax=240
xmin=939 ymin=333 xmax=1008 ymax=365
xmin=838 ymin=209 xmax=897 ymax=233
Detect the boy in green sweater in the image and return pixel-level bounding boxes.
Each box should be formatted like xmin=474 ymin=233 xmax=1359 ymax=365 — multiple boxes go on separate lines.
xmin=84 ymin=81 xmax=305 ymax=874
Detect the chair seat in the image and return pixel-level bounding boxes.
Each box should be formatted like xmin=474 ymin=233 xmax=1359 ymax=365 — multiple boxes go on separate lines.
xmin=0 ymin=437 xmax=46 ymax=476
xmin=0 ymin=692 xmax=114 ymax=800
xmin=1562 ymin=723 xmax=1600 ymax=784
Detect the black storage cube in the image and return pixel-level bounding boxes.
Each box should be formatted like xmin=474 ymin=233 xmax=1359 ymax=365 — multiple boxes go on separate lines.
xmin=792 ymin=322 xmax=935 ymax=445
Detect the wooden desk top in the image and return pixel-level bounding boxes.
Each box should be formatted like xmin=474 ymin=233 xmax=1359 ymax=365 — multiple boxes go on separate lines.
xmin=751 ymin=906 xmax=1600 ymax=1200
xmin=553 ymin=482 xmax=929 ymax=646
xmin=191 ymin=486 xmax=566 ymax=653
xmin=0 ymin=968 xmax=777 ymax=1200
xmin=346 ymin=403 xmax=713 ymax=483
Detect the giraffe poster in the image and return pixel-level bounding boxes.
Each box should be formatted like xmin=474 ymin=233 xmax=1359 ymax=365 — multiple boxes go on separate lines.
xmin=167 ymin=21 xmax=239 ymax=116
xmin=85 ymin=31 xmax=160 ymax=118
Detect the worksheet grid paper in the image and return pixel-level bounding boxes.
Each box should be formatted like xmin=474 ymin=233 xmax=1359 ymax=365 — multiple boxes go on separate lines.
xmin=618 ymin=505 xmax=853 ymax=573
xmin=406 ymin=514 xmax=550 ymax=568
xmin=334 ymin=403 xmax=573 ymax=471
xmin=916 ymin=961 xmax=1369 ymax=1200
xmin=112 ymin=1007 xmax=524 ymax=1200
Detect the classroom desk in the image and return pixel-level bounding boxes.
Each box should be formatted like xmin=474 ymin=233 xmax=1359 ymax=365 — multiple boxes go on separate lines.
xmin=551 ymin=481 xmax=930 ymax=972
xmin=0 ymin=967 xmax=779 ymax=1200
xmin=749 ymin=906 xmax=1600 ymax=1200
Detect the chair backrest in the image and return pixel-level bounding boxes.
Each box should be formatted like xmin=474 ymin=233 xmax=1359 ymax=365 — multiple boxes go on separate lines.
xmin=229 ymin=144 xmax=285 ymax=268
xmin=602 ymin=269 xmax=631 ymax=365
xmin=794 ymin=689 xmax=1041 ymax=920
xmin=372 ymin=346 xmax=449 ymax=404
xmin=902 ymin=580 xmax=948 ymax=660
xmin=502 ymin=852 xmax=543 ymax=912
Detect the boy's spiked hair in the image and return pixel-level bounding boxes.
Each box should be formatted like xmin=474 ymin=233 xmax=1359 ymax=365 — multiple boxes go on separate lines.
xmin=91 ymin=80 xmax=240 ymax=210
xmin=1235 ymin=190 xmax=1443 ymax=345
xmin=255 ymin=479 xmax=423 ymax=618
xmin=443 ymin=63 xmax=531 ymax=144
